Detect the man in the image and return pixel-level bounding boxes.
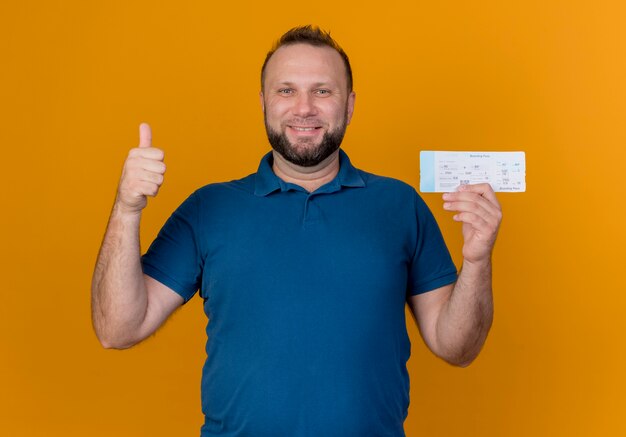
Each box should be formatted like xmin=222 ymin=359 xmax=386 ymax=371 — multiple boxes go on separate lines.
xmin=92 ymin=25 xmax=501 ymax=436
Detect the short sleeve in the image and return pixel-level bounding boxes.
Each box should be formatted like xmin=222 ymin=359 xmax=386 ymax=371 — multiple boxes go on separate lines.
xmin=408 ymin=191 xmax=458 ymax=295
xmin=141 ymin=192 xmax=202 ymax=303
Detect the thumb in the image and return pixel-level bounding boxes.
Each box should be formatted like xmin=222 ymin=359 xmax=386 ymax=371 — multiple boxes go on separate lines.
xmin=138 ymin=123 xmax=152 ymax=148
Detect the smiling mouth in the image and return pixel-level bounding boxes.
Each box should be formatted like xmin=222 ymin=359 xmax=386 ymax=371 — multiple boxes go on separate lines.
xmin=289 ymin=126 xmax=321 ymax=131
xmin=289 ymin=125 xmax=321 ymax=132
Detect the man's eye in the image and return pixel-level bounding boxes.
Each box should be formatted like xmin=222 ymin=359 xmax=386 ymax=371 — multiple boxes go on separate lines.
xmin=278 ymin=89 xmax=293 ymax=94
xmin=316 ymin=89 xmax=330 ymax=95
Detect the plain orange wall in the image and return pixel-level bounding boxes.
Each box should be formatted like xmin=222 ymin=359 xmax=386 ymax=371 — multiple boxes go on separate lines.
xmin=1 ymin=1 xmax=625 ymax=436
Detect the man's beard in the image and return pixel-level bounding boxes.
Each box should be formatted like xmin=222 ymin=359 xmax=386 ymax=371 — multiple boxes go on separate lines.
xmin=264 ymin=112 xmax=348 ymax=167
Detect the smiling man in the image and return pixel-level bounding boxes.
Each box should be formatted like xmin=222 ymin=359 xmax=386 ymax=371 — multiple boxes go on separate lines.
xmin=92 ymin=25 xmax=501 ymax=436
xmin=262 ymin=40 xmax=355 ymax=174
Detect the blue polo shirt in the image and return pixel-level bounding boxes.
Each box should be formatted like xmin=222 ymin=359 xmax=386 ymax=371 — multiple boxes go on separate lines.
xmin=142 ymin=150 xmax=457 ymax=437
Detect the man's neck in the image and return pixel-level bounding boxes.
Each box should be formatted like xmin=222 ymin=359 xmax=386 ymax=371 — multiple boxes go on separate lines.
xmin=272 ymin=150 xmax=340 ymax=193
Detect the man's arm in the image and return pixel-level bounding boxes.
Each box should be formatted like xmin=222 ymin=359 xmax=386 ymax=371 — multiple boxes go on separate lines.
xmin=91 ymin=123 xmax=183 ymax=349
xmin=408 ymin=183 xmax=501 ymax=367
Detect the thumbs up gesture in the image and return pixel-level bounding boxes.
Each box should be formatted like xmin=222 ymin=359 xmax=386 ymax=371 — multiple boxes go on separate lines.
xmin=116 ymin=123 xmax=166 ymax=214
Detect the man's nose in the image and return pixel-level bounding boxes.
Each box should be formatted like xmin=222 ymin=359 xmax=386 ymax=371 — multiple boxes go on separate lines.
xmin=292 ymin=92 xmax=317 ymax=117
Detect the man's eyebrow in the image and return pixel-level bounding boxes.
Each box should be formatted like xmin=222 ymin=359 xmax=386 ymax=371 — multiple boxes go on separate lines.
xmin=275 ymin=81 xmax=334 ymax=88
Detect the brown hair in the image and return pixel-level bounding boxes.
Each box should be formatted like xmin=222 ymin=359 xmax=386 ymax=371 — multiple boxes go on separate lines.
xmin=261 ymin=25 xmax=353 ymax=92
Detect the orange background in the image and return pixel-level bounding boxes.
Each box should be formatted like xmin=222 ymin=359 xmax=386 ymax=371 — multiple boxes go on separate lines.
xmin=1 ymin=1 xmax=625 ymax=435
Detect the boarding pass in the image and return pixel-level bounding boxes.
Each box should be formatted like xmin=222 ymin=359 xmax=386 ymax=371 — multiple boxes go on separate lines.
xmin=420 ymin=151 xmax=526 ymax=193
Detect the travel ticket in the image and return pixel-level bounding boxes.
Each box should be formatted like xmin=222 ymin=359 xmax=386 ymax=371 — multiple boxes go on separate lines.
xmin=420 ymin=151 xmax=526 ymax=193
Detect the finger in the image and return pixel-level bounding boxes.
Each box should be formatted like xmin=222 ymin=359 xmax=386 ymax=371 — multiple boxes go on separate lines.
xmin=454 ymin=211 xmax=500 ymax=244
xmin=444 ymin=200 xmax=499 ymax=227
xmin=129 ymin=146 xmax=165 ymax=161
xmin=453 ymin=211 xmax=489 ymax=229
xmin=140 ymin=159 xmax=166 ymax=174
xmin=138 ymin=169 xmax=164 ymax=185
xmin=458 ymin=183 xmax=500 ymax=207
xmin=133 ymin=180 xmax=161 ymax=197
xmin=139 ymin=123 xmax=152 ymax=148
xmin=443 ymin=191 xmax=501 ymax=220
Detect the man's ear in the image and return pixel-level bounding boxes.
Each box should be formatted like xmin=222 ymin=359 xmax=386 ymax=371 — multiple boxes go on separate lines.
xmin=259 ymin=91 xmax=265 ymax=113
xmin=346 ymin=91 xmax=356 ymax=125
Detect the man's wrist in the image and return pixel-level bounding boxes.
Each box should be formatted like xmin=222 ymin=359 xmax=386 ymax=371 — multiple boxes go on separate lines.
xmin=461 ymin=257 xmax=492 ymax=274
xmin=111 ymin=201 xmax=143 ymax=223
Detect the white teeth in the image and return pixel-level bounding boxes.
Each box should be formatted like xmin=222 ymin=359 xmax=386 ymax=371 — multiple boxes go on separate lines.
xmin=292 ymin=127 xmax=316 ymax=131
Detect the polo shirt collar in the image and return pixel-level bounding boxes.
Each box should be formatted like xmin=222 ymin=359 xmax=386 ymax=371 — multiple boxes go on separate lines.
xmin=254 ymin=149 xmax=365 ymax=197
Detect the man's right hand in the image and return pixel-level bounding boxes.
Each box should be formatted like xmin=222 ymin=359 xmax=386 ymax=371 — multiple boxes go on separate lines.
xmin=116 ymin=123 xmax=166 ymax=214
xmin=92 ymin=122 xmax=182 ymax=349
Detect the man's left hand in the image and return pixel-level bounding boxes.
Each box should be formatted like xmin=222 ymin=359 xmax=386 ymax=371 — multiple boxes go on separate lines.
xmin=442 ymin=183 xmax=502 ymax=264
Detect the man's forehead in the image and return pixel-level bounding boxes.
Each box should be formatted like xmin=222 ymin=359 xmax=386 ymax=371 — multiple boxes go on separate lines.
xmin=264 ymin=43 xmax=347 ymax=85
